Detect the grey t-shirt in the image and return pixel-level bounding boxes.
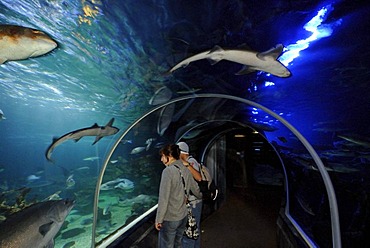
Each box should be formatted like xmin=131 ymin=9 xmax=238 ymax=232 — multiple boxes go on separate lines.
xmin=155 ymin=159 xmax=202 ymax=223
xmin=187 ymin=156 xmax=202 ymax=202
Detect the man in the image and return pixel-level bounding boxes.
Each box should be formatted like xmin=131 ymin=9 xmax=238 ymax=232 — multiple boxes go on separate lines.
xmin=177 ymin=141 xmax=202 ymax=248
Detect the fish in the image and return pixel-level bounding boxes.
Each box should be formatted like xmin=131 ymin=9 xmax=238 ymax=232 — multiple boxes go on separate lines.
xmin=66 ymin=174 xmax=75 ymax=188
xmin=0 ymin=25 xmax=57 ymax=64
xmin=27 ymin=174 xmax=41 ymax=181
xmin=145 ymin=137 xmax=156 ymax=151
xmin=62 ymin=241 xmax=76 ymax=248
xmin=277 ymin=136 xmax=288 ymax=143
xmin=120 ymin=139 xmax=133 ymax=144
xmin=247 ymin=121 xmax=278 ymax=132
xmin=176 ymin=88 xmax=201 ymax=94
xmin=100 ymin=178 xmax=134 ymax=191
xmin=60 ymin=227 xmax=86 ymax=239
xmin=114 ymin=179 xmax=135 ymax=191
xmin=0 ymin=199 xmax=74 ymax=247
xmin=45 ymin=118 xmax=119 ymax=161
xmin=83 ymin=156 xmax=100 ymax=161
xmin=103 ymin=204 xmax=111 ymax=215
xmin=74 ymin=166 xmax=90 ymax=171
xmin=0 ymin=109 xmax=5 ymax=120
xmin=130 ymin=146 xmax=146 ymax=154
xmin=80 ymin=218 xmax=93 ymax=226
xmin=166 ymin=44 xmax=291 ymax=77
xmin=100 ymin=184 xmax=114 ymax=191
xmin=337 ymin=134 xmax=370 ymax=148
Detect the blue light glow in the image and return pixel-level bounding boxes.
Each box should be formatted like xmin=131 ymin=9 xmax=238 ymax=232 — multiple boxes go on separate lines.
xmin=264 ymin=81 xmax=275 ymax=87
xmin=279 ymin=4 xmax=342 ymax=66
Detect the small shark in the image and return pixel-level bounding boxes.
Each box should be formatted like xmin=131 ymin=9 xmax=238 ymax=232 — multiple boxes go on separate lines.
xmin=0 ymin=25 xmax=57 ymax=64
xmin=27 ymin=174 xmax=41 ymax=181
xmin=0 ymin=199 xmax=74 ymax=247
xmin=166 ymin=44 xmax=291 ymax=77
xmin=100 ymin=178 xmax=134 ymax=191
xmin=83 ymin=156 xmax=100 ymax=161
xmin=45 ymin=118 xmax=119 ymax=161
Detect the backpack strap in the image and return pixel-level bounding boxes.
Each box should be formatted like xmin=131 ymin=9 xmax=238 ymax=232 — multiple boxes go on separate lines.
xmin=173 ymin=165 xmax=188 ymax=199
xmin=199 ymin=163 xmax=208 ymax=181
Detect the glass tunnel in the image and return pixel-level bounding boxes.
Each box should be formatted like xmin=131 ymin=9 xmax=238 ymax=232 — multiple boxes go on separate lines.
xmin=85 ymin=94 xmax=340 ymax=248
xmin=1 ymin=1 xmax=370 ymax=248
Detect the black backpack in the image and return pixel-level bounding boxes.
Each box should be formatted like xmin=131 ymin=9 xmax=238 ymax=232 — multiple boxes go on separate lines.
xmin=197 ymin=163 xmax=218 ymax=202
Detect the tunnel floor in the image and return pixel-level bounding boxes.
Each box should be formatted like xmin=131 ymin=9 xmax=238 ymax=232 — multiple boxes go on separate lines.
xmin=112 ymin=183 xmax=283 ymax=248
xmin=201 ymin=185 xmax=283 ymax=248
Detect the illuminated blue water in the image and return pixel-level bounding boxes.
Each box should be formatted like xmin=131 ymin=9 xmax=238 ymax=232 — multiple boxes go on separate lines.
xmin=0 ymin=0 xmax=369 ymax=247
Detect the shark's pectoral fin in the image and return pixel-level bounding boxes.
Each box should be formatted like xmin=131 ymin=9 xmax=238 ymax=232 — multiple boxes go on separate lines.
xmin=206 ymin=45 xmax=224 ymax=65
xmin=181 ymin=62 xmax=190 ymax=68
xmin=257 ymin=44 xmax=284 ymax=60
xmin=235 ymin=66 xmax=256 ymax=75
xmin=74 ymin=137 xmax=82 ymax=142
xmin=206 ymin=58 xmax=220 ymax=65
xmin=92 ymin=136 xmax=102 ymax=145
xmin=0 ymin=58 xmax=7 ymax=64
xmin=39 ymin=221 xmax=54 ymax=237
xmin=209 ymin=45 xmax=224 ymax=53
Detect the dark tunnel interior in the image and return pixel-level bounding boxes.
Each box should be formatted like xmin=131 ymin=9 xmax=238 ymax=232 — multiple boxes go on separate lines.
xmin=1 ymin=1 xmax=370 ymax=248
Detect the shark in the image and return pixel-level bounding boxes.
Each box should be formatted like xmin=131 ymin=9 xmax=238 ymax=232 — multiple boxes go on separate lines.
xmin=166 ymin=44 xmax=291 ymax=77
xmin=45 ymin=118 xmax=119 ymax=161
xmin=0 ymin=25 xmax=57 ymax=64
xmin=0 ymin=199 xmax=74 ymax=248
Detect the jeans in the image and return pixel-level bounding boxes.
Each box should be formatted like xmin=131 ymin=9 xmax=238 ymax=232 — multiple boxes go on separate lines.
xmin=158 ymin=216 xmax=187 ymax=248
xmin=182 ymin=200 xmax=202 ymax=248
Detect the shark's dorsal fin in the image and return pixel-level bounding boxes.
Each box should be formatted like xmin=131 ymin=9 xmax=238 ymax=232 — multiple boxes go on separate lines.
xmin=106 ymin=118 xmax=115 ymax=127
xmin=257 ymin=44 xmax=284 ymax=60
xmin=91 ymin=123 xmax=99 ymax=128
xmin=39 ymin=221 xmax=53 ymax=237
xmin=206 ymin=45 xmax=224 ymax=65
xmin=209 ymin=45 xmax=223 ymax=54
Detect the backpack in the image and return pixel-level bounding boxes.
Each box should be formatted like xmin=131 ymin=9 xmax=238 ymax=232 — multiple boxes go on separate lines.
xmin=197 ymin=163 xmax=218 ymax=202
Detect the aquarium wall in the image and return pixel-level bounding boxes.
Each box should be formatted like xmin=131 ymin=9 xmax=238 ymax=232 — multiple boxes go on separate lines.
xmin=1 ymin=1 xmax=370 ymax=247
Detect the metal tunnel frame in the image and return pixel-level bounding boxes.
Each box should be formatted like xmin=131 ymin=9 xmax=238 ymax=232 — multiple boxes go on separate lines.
xmin=92 ymin=93 xmax=341 ymax=248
